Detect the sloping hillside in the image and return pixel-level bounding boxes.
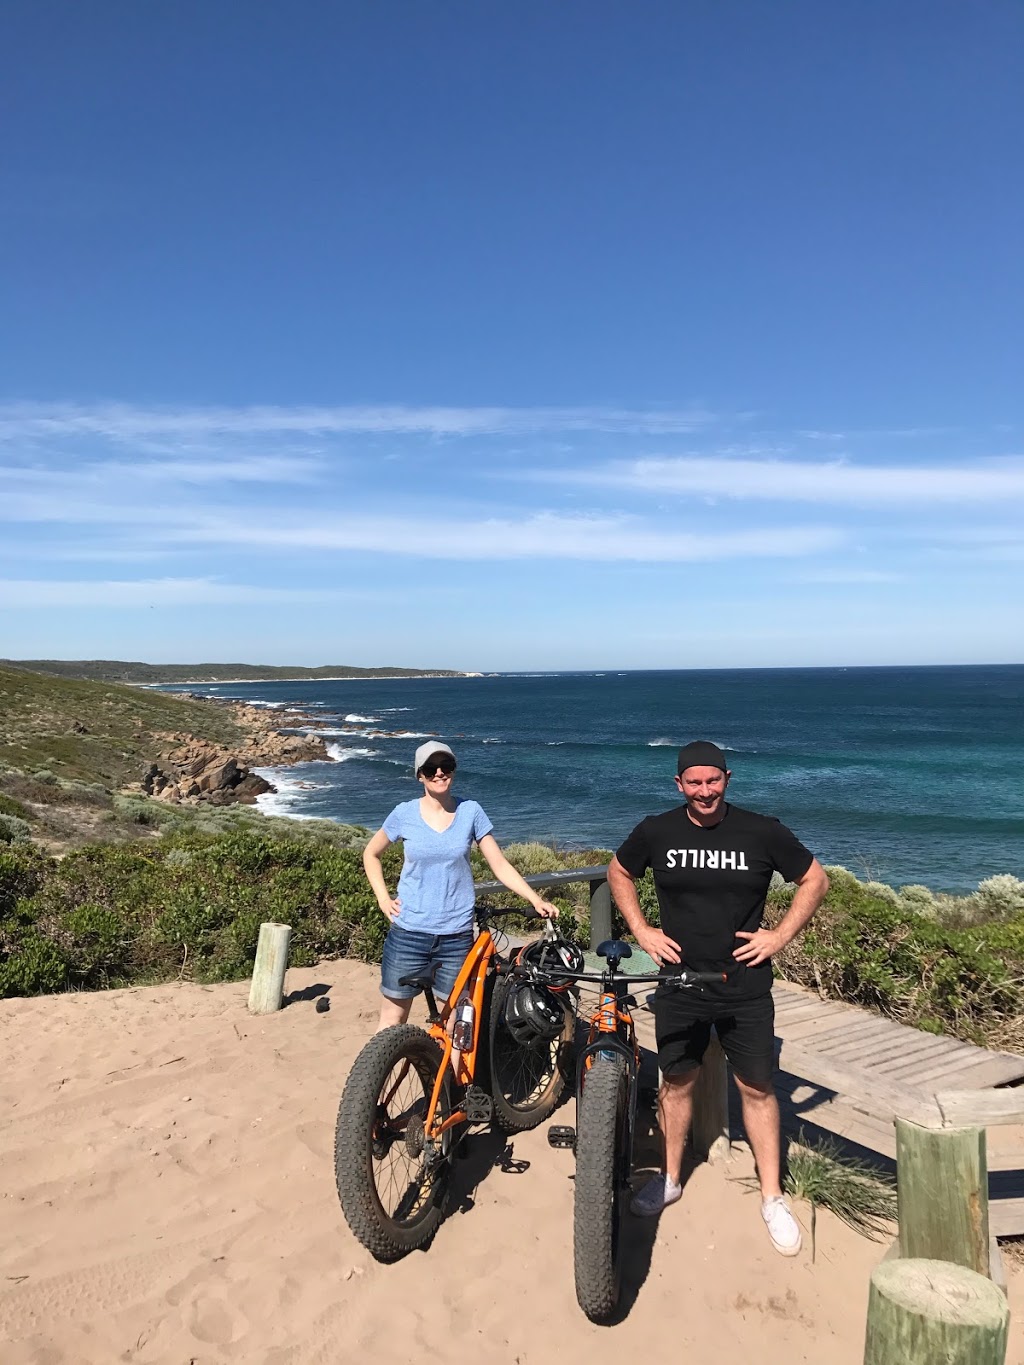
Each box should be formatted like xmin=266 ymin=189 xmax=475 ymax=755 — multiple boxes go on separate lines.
xmin=0 ymin=664 xmax=244 ymax=786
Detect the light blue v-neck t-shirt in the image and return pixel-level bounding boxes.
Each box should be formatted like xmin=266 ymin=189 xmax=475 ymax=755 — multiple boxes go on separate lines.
xmin=382 ymin=797 xmax=494 ymax=935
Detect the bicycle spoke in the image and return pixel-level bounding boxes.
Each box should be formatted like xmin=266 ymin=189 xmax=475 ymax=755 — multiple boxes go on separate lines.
xmin=370 ymin=1061 xmax=444 ymax=1221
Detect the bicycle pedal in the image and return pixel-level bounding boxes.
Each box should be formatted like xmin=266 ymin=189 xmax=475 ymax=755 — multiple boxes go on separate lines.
xmin=547 ymin=1124 xmax=576 ymax=1150
xmin=464 ymin=1086 xmax=493 ymax=1123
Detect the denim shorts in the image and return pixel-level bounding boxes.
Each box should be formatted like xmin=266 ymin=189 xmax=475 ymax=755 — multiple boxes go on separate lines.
xmin=380 ymin=925 xmax=476 ymax=1002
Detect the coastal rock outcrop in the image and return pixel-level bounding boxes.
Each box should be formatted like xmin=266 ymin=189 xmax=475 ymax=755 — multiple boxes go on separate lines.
xmin=131 ymin=701 xmax=330 ymax=807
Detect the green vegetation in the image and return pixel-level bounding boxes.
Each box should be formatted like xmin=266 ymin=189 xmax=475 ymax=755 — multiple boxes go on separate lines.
xmin=767 ymin=866 xmax=1024 ymax=1052
xmin=0 ymin=662 xmax=245 ymax=787
xmin=2 ymin=816 xmax=1022 ymax=1059
xmin=782 ymin=1129 xmax=897 ymax=1245
xmin=0 ymin=827 xmax=385 ymax=997
xmin=2 ymin=659 xmax=464 ymax=684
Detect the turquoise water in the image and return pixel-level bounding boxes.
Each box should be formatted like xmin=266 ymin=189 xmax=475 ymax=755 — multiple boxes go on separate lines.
xmin=163 ymin=666 xmax=1024 ymax=893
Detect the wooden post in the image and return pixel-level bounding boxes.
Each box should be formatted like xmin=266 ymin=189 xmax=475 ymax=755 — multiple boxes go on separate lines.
xmin=863 ymin=1259 xmax=1008 ymax=1365
xmin=247 ymin=921 xmax=292 ymax=1015
xmin=691 ymin=1032 xmax=731 ymax=1164
xmin=895 ymin=1118 xmax=989 ymax=1275
xmin=588 ymin=878 xmax=612 ymax=950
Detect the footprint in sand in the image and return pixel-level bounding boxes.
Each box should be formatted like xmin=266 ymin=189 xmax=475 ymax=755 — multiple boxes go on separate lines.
xmin=188 ymin=1291 xmax=247 ymax=1345
xmin=295 ymin=1120 xmax=331 ymax=1159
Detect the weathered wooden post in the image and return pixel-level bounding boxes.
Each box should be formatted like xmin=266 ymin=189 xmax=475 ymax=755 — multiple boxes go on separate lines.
xmin=588 ymin=876 xmax=612 ymax=950
xmin=863 ymin=1258 xmax=1008 ymax=1364
xmin=895 ymin=1118 xmax=989 ymax=1275
xmin=248 ymin=921 xmax=292 ymax=1015
xmin=691 ymin=1032 xmax=731 ymax=1164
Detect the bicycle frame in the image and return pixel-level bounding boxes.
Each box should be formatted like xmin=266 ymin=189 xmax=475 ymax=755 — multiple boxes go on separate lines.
xmin=575 ymin=969 xmax=642 ymax=1188
xmin=420 ymin=926 xmax=498 ymax=1141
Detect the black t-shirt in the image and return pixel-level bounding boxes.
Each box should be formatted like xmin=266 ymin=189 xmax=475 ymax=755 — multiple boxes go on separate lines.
xmin=615 ymin=803 xmax=815 ymax=1001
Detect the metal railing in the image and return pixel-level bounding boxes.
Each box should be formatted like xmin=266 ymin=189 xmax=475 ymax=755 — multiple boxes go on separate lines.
xmin=473 ymin=863 xmax=612 ymax=949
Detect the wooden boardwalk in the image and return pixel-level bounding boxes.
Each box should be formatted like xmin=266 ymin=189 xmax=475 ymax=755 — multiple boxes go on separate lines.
xmin=769 ymin=982 xmax=1024 ymax=1237
xmin=622 ymin=978 xmax=1024 ymax=1237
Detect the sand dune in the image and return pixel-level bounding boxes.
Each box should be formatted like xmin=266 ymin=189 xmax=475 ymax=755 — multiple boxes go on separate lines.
xmin=2 ymin=963 xmax=1020 ymax=1364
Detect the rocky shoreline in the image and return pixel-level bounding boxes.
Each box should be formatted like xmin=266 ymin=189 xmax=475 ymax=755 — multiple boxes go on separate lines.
xmin=131 ymin=699 xmax=332 ymax=807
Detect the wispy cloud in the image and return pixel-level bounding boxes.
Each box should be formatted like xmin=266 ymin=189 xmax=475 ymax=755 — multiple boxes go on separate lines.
xmin=0 ymin=455 xmax=323 ymax=487
xmin=536 ymin=455 xmax=1024 ymax=505
xmin=172 ymin=511 xmax=845 ymax=561
xmin=0 ymin=401 xmax=715 ymax=441
xmin=0 ymin=578 xmax=365 ymax=608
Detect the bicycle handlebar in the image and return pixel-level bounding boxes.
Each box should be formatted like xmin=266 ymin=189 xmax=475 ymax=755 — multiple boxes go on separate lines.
xmin=508 ymin=962 xmax=728 ymax=988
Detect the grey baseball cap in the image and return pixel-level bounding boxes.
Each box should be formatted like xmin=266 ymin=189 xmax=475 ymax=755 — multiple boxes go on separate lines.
xmin=413 ymin=741 xmax=455 ymax=775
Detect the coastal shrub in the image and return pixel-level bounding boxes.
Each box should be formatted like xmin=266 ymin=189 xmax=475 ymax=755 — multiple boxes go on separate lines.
xmin=0 ymin=794 xmax=31 ymax=821
xmin=770 ymin=892 xmax=1021 ymax=1047
xmin=897 ymin=884 xmax=937 ymax=915
xmin=0 ymin=831 xmax=1021 ymax=1053
xmin=0 ymin=928 xmax=69 ymax=996
xmin=975 ymin=874 xmax=1024 ymax=921
xmin=861 ymin=880 xmax=899 ymax=906
xmin=59 ymin=903 xmax=136 ymax=987
xmin=0 ymin=814 xmax=32 ymax=844
xmin=0 ymin=845 xmax=50 ymax=914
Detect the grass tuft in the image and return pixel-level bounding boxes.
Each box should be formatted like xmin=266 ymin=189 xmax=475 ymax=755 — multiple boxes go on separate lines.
xmin=784 ymin=1129 xmax=897 ymax=1242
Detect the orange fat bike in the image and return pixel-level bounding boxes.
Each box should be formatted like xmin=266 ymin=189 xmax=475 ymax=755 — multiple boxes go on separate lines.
xmin=334 ymin=908 xmax=576 ymax=1263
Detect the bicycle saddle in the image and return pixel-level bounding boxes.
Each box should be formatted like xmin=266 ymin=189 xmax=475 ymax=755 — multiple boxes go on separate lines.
xmin=398 ymin=961 xmax=441 ymax=992
xmin=595 ymin=939 xmax=632 ymax=971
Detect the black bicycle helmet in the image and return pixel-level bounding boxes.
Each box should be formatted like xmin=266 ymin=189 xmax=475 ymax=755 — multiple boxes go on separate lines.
xmin=515 ymin=936 xmax=585 ymax=988
xmin=503 ymin=981 xmax=568 ymax=1044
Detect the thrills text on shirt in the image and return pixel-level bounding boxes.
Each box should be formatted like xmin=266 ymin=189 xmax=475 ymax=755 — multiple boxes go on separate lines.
xmin=665 ymin=849 xmax=750 ymax=870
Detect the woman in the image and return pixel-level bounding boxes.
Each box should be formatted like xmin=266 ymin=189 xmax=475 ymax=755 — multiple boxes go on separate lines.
xmin=363 ymin=741 xmax=558 ymax=1029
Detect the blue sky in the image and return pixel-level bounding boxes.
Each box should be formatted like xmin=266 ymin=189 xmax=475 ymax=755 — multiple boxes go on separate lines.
xmin=1 ymin=2 xmax=1021 ymax=670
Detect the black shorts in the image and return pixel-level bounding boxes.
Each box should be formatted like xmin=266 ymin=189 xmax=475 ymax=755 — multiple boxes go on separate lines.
xmin=653 ymin=989 xmax=776 ymax=1088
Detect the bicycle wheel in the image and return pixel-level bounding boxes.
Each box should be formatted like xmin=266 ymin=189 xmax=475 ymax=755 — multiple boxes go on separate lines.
xmin=334 ymin=1024 xmax=453 ymax=1262
xmin=573 ymin=1053 xmax=628 ymax=1322
xmin=489 ymin=974 xmax=574 ymax=1133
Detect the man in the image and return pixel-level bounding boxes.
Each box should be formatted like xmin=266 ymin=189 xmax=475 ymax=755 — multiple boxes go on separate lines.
xmin=607 ymin=740 xmax=829 ymax=1256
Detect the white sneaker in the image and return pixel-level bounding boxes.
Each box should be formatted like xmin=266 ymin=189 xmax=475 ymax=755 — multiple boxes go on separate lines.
xmin=761 ymin=1195 xmax=802 ymax=1255
xmin=629 ymin=1173 xmax=682 ymax=1217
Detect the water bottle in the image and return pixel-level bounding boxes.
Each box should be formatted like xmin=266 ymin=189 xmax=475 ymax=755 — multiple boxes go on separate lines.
xmin=452 ymin=992 xmax=475 ymax=1051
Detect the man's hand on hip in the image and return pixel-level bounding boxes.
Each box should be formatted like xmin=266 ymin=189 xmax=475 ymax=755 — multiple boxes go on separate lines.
xmin=733 ymin=927 xmax=784 ymax=966
xmin=637 ymin=926 xmax=682 ymax=966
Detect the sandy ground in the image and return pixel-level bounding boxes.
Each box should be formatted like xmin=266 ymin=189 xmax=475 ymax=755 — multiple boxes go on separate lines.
xmin=2 ymin=962 xmax=1020 ymax=1365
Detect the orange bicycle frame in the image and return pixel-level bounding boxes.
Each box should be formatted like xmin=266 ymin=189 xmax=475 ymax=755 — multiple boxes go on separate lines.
xmin=583 ymin=987 xmax=640 ymax=1072
xmin=422 ymin=928 xmax=497 ymax=1139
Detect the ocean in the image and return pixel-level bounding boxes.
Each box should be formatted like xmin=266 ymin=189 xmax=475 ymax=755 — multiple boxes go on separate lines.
xmin=160 ymin=666 xmax=1024 ymax=894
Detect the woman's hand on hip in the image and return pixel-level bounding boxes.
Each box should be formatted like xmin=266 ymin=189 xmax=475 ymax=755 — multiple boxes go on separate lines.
xmin=533 ymin=899 xmax=559 ymax=919
xmin=379 ymin=897 xmax=402 ymax=922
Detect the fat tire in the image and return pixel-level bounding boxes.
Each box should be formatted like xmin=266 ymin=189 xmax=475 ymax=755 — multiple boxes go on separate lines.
xmin=334 ymin=1024 xmax=450 ymax=1263
xmin=489 ymin=973 xmax=573 ymax=1133
xmin=573 ymin=1054 xmax=628 ymax=1322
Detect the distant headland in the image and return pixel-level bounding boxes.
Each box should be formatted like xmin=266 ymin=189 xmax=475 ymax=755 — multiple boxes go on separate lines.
xmin=1 ymin=659 xmax=471 ymax=685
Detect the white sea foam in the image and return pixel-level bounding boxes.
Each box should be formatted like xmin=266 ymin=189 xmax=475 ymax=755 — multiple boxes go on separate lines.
xmin=481 ymin=738 xmax=502 ymax=744
xmin=251 ymin=768 xmax=324 ymax=821
xmin=361 ymin=729 xmax=435 ymax=739
xmin=343 ymin=713 xmax=381 ymax=723
xmin=648 ymin=738 xmax=675 ymax=746
xmin=326 ymin=743 xmax=380 ymax=762
xmin=300 ymin=726 xmax=366 ymax=737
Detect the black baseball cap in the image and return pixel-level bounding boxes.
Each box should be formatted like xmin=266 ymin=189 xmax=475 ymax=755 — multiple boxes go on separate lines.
xmin=677 ymin=740 xmax=729 ymax=775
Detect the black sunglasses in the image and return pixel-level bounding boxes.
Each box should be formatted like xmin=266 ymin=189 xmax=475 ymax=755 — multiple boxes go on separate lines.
xmin=420 ymin=760 xmax=456 ymax=777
